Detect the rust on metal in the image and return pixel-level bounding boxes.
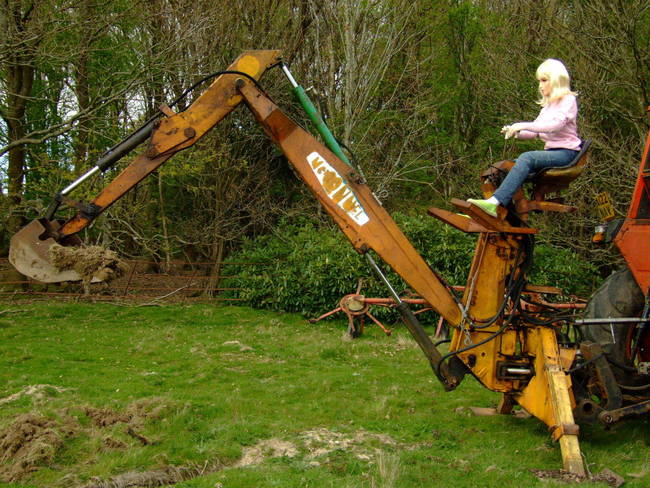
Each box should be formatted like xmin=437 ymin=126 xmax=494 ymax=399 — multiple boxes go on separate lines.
xmin=59 ymin=50 xmax=281 ymax=240
xmin=9 ymin=51 xmax=282 ymax=283
xmin=598 ymin=399 xmax=650 ymax=425
xmin=427 ymin=206 xmax=489 ymax=233
xmin=237 ymin=80 xmax=463 ymax=326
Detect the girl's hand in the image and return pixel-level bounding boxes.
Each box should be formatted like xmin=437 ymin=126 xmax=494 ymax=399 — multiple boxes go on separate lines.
xmin=501 ymin=125 xmax=518 ymax=139
xmin=501 ymin=123 xmax=525 ymax=139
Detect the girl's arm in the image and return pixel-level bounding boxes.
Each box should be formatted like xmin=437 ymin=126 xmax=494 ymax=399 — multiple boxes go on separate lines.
xmin=516 ymin=130 xmax=537 ymax=139
xmin=511 ymin=95 xmax=577 ymax=134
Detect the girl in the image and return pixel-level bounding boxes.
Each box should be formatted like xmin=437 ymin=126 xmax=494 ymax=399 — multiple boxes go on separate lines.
xmin=468 ymin=58 xmax=581 ymax=217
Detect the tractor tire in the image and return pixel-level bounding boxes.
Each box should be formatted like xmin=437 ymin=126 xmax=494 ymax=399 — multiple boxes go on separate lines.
xmin=581 ymin=267 xmax=645 ymax=383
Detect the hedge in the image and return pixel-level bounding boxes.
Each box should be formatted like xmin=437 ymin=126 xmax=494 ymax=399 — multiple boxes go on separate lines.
xmin=221 ymin=213 xmax=600 ymax=321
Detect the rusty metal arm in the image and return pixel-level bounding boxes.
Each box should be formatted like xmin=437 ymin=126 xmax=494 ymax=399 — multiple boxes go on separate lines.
xmin=235 ymin=79 xmax=464 ymax=388
xmin=56 ymin=50 xmax=282 ymax=239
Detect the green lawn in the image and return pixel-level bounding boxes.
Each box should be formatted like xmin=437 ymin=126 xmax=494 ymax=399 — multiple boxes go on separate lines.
xmin=0 ymin=302 xmax=647 ymax=487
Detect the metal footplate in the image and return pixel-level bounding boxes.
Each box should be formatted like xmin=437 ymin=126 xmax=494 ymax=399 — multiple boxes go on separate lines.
xmin=450 ymin=199 xmax=538 ymax=234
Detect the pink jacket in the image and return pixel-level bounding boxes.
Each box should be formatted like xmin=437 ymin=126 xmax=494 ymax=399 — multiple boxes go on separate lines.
xmin=516 ymin=94 xmax=581 ymax=150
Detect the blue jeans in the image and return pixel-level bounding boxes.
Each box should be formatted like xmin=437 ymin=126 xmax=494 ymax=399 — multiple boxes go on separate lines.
xmin=493 ymin=149 xmax=578 ymax=205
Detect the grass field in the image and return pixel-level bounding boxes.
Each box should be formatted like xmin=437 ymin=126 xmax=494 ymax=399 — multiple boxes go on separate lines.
xmin=0 ymin=301 xmax=647 ymax=487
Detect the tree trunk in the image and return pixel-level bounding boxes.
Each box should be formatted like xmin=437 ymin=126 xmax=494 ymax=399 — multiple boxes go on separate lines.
xmin=158 ymin=172 xmax=171 ymax=273
xmin=2 ymin=5 xmax=36 ymax=282
xmin=204 ymin=238 xmax=224 ymax=298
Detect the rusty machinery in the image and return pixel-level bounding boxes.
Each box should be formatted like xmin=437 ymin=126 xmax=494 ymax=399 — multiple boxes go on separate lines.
xmin=9 ymin=51 xmax=650 ymax=476
xmin=575 ymin=112 xmax=650 ymax=428
xmin=311 ymin=284 xmax=587 ymax=339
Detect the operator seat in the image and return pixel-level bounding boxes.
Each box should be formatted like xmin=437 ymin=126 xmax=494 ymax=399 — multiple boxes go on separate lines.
xmin=529 ymin=139 xmax=592 ymax=204
xmin=480 ymin=139 xmax=592 ymax=219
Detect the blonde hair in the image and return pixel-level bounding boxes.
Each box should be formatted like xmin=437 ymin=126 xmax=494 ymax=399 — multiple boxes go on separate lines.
xmin=536 ymin=58 xmax=577 ymax=106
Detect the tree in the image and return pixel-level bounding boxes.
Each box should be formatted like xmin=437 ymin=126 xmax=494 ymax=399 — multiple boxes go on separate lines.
xmin=1 ymin=0 xmax=49 ymax=270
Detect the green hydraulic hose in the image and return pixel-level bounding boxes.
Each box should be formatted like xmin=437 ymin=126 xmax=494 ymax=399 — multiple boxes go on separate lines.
xmin=280 ymin=63 xmax=352 ymax=167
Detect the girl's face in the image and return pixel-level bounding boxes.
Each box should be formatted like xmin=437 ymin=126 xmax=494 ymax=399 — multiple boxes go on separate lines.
xmin=538 ymin=76 xmax=552 ymax=97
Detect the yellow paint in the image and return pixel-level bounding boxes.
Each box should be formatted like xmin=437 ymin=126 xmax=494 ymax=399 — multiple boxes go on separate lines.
xmin=595 ymin=191 xmax=615 ymax=221
xmin=559 ymin=347 xmax=577 ymax=371
xmin=342 ymin=195 xmax=360 ymax=214
xmin=443 ymin=215 xmax=585 ymax=473
xmin=514 ymin=328 xmax=584 ymax=475
xmin=320 ymin=168 xmax=343 ymax=193
xmin=226 ymin=55 xmax=263 ymax=107
xmin=331 ymin=186 xmax=348 ymax=204
xmin=450 ymin=234 xmax=523 ymax=393
xmin=227 ymin=95 xmax=243 ymax=107
xmin=236 ymin=55 xmax=261 ymax=76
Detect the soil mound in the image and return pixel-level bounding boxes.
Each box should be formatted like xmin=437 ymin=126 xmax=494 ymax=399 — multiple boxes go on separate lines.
xmin=0 ymin=398 xmax=169 ymax=482
xmin=49 ymin=243 xmax=127 ymax=292
xmin=0 ymin=413 xmax=76 ymax=482
xmin=83 ymin=407 xmax=132 ymax=428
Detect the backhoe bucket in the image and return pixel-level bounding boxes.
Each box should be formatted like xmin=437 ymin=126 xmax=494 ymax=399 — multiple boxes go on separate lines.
xmin=9 ymin=219 xmax=85 ymax=283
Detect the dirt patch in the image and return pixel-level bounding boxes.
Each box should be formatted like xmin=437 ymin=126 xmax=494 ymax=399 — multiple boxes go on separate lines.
xmin=0 ymin=413 xmax=77 ymax=482
xmin=593 ymin=469 xmax=626 ymax=487
xmin=232 ymin=429 xmax=399 ymax=469
xmin=80 ymin=464 xmax=219 ymax=488
xmin=49 ymin=243 xmax=127 ymax=293
xmin=83 ymin=407 xmax=132 ymax=428
xmin=126 ymin=426 xmax=150 ymax=446
xmin=0 ymin=398 xmax=170 ymax=482
xmin=60 ymin=427 xmax=403 ymax=486
xmin=81 ymin=400 xmax=168 ymax=449
xmin=0 ymin=384 xmax=70 ymax=406
xmin=468 ymin=406 xmax=531 ymax=419
xmin=236 ymin=438 xmax=299 ymax=467
xmin=532 ymin=468 xmax=625 ymax=487
xmin=125 ymin=397 xmax=169 ymax=423
xmin=302 ymin=428 xmax=398 ymax=463
xmin=83 ymin=398 xmax=168 ymax=429
xmin=102 ymin=436 xmax=127 ymax=450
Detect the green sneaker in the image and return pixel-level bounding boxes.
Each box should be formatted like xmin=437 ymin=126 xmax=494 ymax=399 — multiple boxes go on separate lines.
xmin=467 ymin=199 xmax=498 ymax=218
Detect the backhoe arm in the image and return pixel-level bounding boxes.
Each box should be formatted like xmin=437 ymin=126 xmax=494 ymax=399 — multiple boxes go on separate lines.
xmin=57 ymin=50 xmax=281 ymax=238
xmin=235 ymin=79 xmax=464 ymax=387
xmin=235 ymin=80 xmax=463 ymax=328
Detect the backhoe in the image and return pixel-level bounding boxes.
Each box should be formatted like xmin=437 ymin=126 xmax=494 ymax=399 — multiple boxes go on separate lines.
xmin=8 ymin=50 xmax=650 ymax=476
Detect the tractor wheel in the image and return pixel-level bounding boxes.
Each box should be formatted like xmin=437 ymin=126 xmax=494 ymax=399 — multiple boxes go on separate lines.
xmin=581 ymin=267 xmax=647 ymax=384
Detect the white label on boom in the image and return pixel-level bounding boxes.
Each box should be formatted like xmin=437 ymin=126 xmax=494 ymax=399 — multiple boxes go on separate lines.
xmin=307 ymin=152 xmax=369 ymax=226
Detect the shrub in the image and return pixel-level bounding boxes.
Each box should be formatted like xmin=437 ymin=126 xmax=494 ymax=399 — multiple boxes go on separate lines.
xmin=222 ymin=213 xmax=599 ymax=319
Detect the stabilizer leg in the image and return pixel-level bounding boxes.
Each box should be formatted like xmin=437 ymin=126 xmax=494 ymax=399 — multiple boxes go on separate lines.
xmin=544 ymin=363 xmax=584 ymax=475
xmin=517 ymin=327 xmax=585 ymax=476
